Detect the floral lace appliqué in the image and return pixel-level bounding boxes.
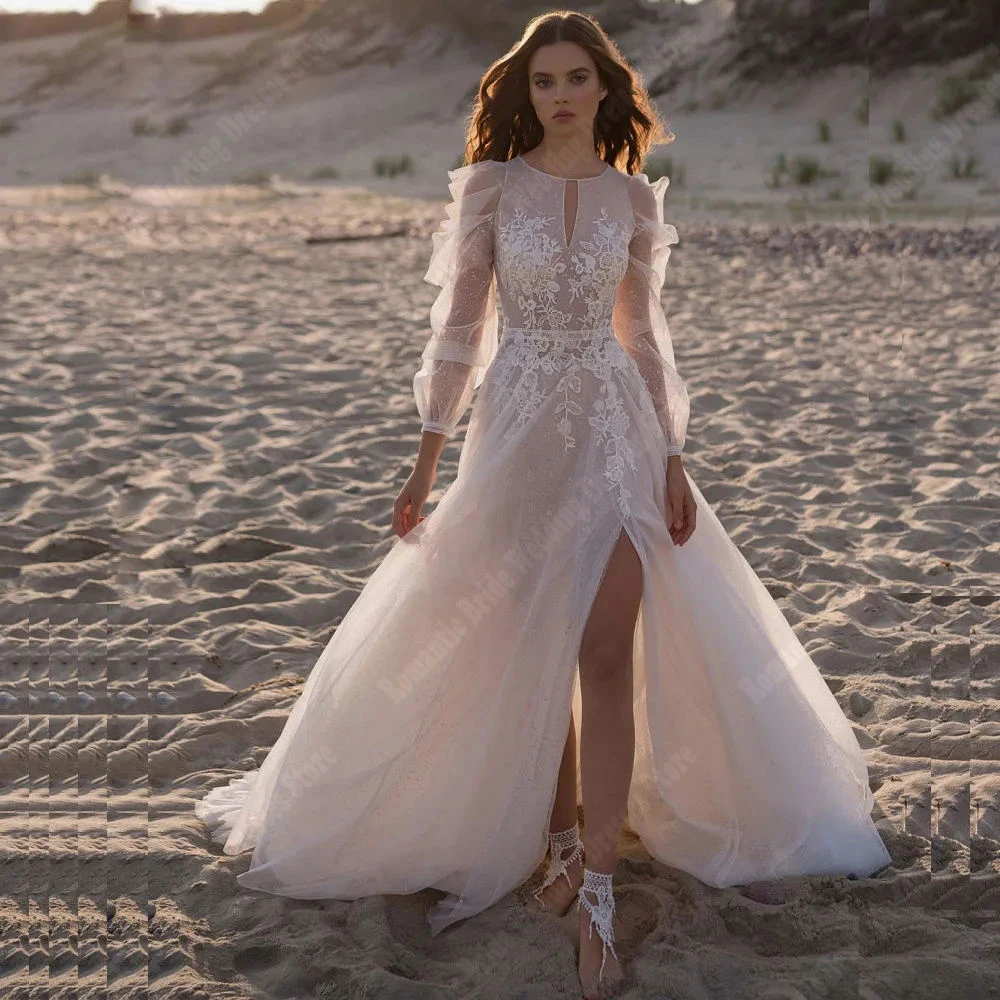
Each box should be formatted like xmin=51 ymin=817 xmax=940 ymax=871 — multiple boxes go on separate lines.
xmin=490 ymin=332 xmax=640 ymax=518
xmin=497 ymin=206 xmax=629 ymax=332
xmin=555 ymin=371 xmax=583 ymax=450
xmin=496 ymin=207 xmax=574 ymax=330
xmin=568 ymin=209 xmax=630 ymax=329
xmin=485 ymin=183 xmax=643 ymax=519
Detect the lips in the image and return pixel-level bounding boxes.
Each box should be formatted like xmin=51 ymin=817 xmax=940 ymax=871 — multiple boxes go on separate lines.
xmin=553 ymin=111 xmax=575 ymax=120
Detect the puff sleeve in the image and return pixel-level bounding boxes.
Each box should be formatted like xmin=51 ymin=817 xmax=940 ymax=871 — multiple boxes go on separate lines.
xmin=612 ymin=172 xmax=689 ymax=457
xmin=413 ymin=159 xmax=506 ymax=438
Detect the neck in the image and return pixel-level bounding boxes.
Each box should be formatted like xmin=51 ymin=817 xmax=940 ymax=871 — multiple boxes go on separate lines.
xmin=527 ymin=136 xmax=602 ymax=175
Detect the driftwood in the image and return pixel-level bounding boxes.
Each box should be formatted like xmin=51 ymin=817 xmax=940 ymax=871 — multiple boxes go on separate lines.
xmin=305 ymin=227 xmax=412 ymax=244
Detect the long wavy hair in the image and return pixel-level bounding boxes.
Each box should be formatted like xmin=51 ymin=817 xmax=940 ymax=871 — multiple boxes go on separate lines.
xmin=462 ymin=9 xmax=673 ymax=176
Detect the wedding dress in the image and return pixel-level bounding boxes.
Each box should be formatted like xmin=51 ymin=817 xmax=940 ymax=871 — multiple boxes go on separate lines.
xmin=195 ymin=154 xmax=893 ymax=936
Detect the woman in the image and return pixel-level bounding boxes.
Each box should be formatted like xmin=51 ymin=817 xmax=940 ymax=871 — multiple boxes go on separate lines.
xmin=196 ymin=11 xmax=892 ymax=999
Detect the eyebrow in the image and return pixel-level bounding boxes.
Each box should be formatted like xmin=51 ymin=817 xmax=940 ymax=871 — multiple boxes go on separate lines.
xmin=532 ymin=67 xmax=591 ymax=77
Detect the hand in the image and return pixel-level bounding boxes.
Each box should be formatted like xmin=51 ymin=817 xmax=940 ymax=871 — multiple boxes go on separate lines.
xmin=665 ymin=456 xmax=696 ymax=546
xmin=393 ymin=463 xmax=435 ymax=538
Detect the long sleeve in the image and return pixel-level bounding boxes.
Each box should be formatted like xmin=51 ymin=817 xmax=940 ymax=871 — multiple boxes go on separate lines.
xmin=413 ymin=159 xmax=506 ymax=438
xmin=612 ymin=172 xmax=689 ymax=457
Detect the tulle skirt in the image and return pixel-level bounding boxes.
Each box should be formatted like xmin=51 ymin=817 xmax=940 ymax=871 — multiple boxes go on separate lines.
xmin=195 ymin=323 xmax=892 ymax=935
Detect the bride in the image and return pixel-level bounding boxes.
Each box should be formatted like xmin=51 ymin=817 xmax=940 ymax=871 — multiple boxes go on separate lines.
xmin=196 ymin=10 xmax=893 ymax=999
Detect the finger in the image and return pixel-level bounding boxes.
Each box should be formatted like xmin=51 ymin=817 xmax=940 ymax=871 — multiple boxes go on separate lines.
xmin=678 ymin=497 xmax=691 ymax=532
xmin=673 ymin=491 xmax=685 ymax=530
xmin=682 ymin=511 xmax=696 ymax=544
xmin=686 ymin=498 xmax=697 ymax=540
xmin=672 ymin=505 xmax=688 ymax=544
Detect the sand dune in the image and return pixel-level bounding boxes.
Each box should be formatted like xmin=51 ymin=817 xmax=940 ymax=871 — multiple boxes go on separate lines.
xmin=0 ymin=3 xmax=998 ymax=222
xmin=2 ymin=2 xmax=999 ymax=997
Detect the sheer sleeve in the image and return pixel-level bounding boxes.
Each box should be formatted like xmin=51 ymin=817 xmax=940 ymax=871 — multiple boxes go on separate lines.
xmin=413 ymin=159 xmax=506 ymax=438
xmin=612 ymin=172 xmax=689 ymax=457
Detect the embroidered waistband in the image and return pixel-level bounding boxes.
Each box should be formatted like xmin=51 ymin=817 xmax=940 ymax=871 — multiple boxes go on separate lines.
xmin=503 ymin=324 xmax=613 ymax=333
xmin=501 ymin=324 xmax=614 ymax=340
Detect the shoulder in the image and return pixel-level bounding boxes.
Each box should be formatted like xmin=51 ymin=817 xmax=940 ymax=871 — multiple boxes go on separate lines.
xmin=446 ymin=158 xmax=507 ymax=194
xmin=621 ymin=170 xmax=671 ymax=223
xmin=622 ymin=171 xmax=678 ymax=249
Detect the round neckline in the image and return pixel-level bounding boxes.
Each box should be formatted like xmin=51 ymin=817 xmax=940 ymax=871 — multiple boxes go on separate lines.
xmin=515 ymin=154 xmax=612 ymax=181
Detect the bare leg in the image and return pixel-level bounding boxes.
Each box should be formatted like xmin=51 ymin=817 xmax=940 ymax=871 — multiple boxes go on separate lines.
xmin=577 ymin=527 xmax=642 ymax=996
xmin=550 ymin=714 xmax=578 ymax=833
xmin=534 ymin=714 xmax=582 ymax=915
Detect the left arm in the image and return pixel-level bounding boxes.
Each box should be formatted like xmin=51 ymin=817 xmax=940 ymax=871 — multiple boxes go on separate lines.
xmin=611 ymin=173 xmax=689 ymax=458
xmin=612 ymin=173 xmax=695 ymax=544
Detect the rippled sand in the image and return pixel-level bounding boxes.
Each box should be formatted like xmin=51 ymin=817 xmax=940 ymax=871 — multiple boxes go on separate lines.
xmin=3 ymin=187 xmax=998 ymax=999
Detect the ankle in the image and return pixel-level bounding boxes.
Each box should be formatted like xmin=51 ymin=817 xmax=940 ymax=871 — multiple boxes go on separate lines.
xmin=548 ymin=820 xmax=580 ymax=843
xmin=548 ymin=822 xmax=583 ymax=863
xmin=579 ymin=848 xmax=613 ymax=875
xmin=578 ymin=869 xmax=616 ymax=913
xmin=532 ymin=822 xmax=584 ymax=905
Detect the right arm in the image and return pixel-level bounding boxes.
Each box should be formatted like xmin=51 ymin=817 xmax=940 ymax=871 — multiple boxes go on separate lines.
xmin=394 ymin=159 xmax=505 ymax=537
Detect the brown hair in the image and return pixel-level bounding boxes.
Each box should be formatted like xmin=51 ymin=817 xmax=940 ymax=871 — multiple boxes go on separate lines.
xmin=462 ymin=9 xmax=673 ymax=176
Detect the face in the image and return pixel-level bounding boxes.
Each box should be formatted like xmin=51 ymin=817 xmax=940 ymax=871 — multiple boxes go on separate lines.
xmin=526 ymin=41 xmax=608 ymax=141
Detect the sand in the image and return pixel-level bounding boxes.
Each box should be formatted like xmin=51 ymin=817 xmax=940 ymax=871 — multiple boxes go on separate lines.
xmin=3 ymin=4 xmax=1000 ymax=997
xmin=2 ymin=181 xmax=997 ymax=997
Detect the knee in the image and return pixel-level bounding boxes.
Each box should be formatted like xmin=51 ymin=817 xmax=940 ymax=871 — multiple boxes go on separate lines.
xmin=579 ymin=637 xmax=632 ymax=690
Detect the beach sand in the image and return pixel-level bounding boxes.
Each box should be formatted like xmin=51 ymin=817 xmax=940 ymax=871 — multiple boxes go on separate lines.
xmin=3 ymin=180 xmax=997 ymax=997
xmin=3 ymin=3 xmax=999 ymax=995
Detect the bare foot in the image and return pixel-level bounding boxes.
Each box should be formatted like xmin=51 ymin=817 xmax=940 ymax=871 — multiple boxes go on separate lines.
xmin=533 ymin=851 xmax=583 ymax=917
xmin=577 ymin=888 xmax=623 ymax=999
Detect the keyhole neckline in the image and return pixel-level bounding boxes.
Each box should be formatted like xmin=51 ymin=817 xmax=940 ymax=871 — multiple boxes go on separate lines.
xmin=515 ymin=154 xmax=613 ymax=182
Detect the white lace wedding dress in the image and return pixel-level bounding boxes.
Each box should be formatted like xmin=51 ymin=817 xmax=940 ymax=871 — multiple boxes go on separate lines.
xmin=195 ymin=154 xmax=892 ymax=935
